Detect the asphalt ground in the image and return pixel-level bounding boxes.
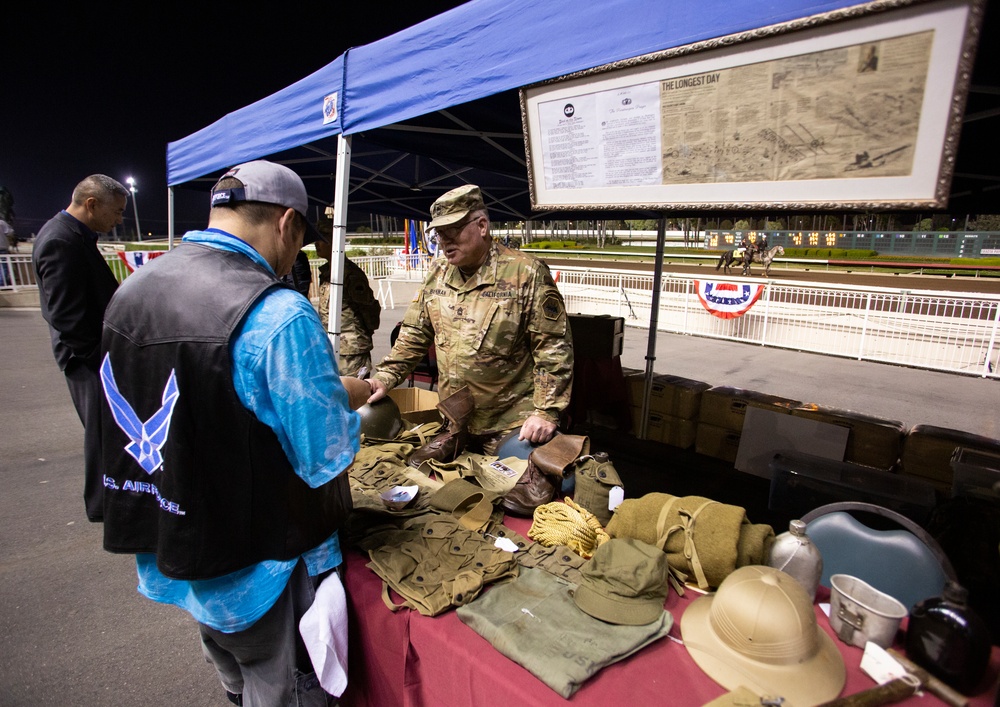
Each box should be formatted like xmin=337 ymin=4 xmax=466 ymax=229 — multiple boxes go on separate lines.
xmin=1 ymin=269 xmax=997 ymax=706
xmin=0 ymin=309 xmax=221 ymax=706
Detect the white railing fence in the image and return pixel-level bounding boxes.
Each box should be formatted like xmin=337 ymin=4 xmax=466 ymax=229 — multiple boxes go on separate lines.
xmin=6 ymin=253 xmax=997 ymax=378
xmin=553 ymin=266 xmax=1000 ymax=379
xmin=0 ymin=254 xmax=36 ymax=291
xmin=349 ymin=253 xmax=433 ymax=281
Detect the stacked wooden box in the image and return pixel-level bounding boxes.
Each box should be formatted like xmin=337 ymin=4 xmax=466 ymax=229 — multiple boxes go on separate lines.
xmin=788 ymin=403 xmax=907 ymax=471
xmin=624 ymin=369 xmax=709 ymax=449
xmin=900 ymin=424 xmax=1000 ymax=494
xmin=695 ymin=386 xmax=801 ymax=463
xmin=623 ymin=371 xmax=1000 ymax=496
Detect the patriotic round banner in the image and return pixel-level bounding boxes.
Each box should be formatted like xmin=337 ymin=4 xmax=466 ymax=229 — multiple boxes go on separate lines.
xmin=117 ymin=250 xmax=164 ymax=273
xmin=694 ymin=280 xmax=765 ymax=319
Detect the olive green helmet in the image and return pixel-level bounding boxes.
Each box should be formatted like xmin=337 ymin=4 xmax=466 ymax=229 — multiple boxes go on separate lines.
xmin=358 ymin=397 xmax=404 ymax=441
xmin=495 ymin=428 xmax=536 ymax=460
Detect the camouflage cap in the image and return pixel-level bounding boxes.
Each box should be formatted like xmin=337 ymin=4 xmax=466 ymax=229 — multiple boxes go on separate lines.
xmin=426 ymin=184 xmax=485 ymax=232
xmin=573 ymin=538 xmax=671 ymax=625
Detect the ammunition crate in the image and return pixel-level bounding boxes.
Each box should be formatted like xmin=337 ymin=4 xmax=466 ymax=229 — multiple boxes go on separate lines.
xmin=631 ymin=408 xmax=698 ymax=449
xmin=900 ymin=424 xmax=1000 ymax=492
xmin=568 ymin=314 xmax=624 ymax=359
xmin=695 ymin=423 xmax=742 ymax=463
xmin=768 ymin=452 xmax=936 ymax=524
xmin=626 ymin=372 xmax=710 ymax=420
xmin=698 ymin=386 xmax=799 ymax=432
xmin=790 ymin=404 xmax=906 ymax=471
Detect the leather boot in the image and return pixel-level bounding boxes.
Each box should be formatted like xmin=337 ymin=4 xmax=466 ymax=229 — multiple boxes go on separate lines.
xmin=408 ymin=386 xmax=475 ymax=468
xmin=501 ymin=434 xmax=590 ymax=516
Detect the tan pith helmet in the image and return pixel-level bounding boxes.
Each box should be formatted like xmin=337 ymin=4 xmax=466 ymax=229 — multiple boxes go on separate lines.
xmin=681 ymin=565 xmax=845 ymax=706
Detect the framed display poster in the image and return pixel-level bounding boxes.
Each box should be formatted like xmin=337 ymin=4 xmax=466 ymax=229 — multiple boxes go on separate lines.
xmin=520 ymin=0 xmax=983 ymax=211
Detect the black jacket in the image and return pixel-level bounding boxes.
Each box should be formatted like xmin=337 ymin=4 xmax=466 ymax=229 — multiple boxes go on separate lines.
xmin=33 ymin=211 xmax=119 ymax=371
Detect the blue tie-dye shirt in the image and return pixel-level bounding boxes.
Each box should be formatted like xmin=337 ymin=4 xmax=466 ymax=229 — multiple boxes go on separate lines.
xmin=134 ymin=229 xmax=360 ymax=633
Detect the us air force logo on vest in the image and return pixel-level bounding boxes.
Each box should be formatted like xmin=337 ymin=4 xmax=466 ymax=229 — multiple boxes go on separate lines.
xmin=100 ymin=353 xmax=179 ymax=475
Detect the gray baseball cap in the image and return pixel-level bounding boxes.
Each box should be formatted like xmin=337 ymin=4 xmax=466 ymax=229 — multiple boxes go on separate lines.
xmin=210 ymin=160 xmax=320 ymax=244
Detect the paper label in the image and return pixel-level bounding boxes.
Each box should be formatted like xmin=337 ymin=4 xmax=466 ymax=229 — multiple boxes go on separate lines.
xmin=608 ymin=486 xmax=624 ymax=511
xmin=860 ymin=642 xmax=907 ymax=685
xmin=494 ymin=537 xmax=519 ymax=553
xmin=489 ymin=460 xmax=520 ymax=478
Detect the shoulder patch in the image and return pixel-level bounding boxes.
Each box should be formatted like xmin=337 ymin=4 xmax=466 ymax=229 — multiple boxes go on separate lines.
xmin=542 ymin=294 xmax=563 ymax=320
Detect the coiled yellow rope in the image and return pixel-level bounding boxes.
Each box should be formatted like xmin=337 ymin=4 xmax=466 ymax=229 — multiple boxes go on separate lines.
xmin=528 ymin=497 xmax=610 ymax=558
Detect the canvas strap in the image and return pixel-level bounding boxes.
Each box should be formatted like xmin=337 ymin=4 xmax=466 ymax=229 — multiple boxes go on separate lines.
xmin=655 ymin=497 xmax=717 ymax=590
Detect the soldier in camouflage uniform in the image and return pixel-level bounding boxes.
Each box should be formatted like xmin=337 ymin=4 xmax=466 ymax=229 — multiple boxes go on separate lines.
xmin=367 ymin=184 xmax=573 ymax=448
xmin=315 ymin=233 xmax=380 ymax=376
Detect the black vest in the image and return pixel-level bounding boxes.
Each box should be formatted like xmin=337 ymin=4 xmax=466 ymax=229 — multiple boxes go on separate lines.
xmin=100 ymin=242 xmax=350 ymax=580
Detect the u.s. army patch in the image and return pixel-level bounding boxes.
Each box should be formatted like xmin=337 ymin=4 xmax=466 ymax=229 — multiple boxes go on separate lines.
xmin=542 ymin=294 xmax=563 ymax=320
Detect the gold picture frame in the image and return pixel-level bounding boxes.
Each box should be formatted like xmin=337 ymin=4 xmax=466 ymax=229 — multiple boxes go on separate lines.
xmin=520 ymin=0 xmax=984 ymax=211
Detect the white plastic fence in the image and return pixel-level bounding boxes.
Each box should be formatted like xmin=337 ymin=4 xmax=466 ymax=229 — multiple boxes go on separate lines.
xmin=552 ymin=265 xmax=1000 ymax=379
xmin=349 ymin=253 xmax=433 ymax=281
xmin=6 ymin=253 xmax=997 ymax=378
xmin=0 ymin=254 xmax=35 ymax=290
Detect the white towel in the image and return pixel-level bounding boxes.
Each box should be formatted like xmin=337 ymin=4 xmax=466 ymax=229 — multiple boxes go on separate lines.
xmin=299 ymin=571 xmax=349 ymax=697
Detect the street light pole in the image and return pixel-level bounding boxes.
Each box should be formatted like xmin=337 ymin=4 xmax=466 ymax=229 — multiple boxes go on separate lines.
xmin=126 ymin=176 xmax=142 ymax=241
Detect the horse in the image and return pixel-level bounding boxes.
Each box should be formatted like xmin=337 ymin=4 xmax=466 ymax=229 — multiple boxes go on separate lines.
xmin=742 ymin=245 xmax=785 ymax=277
xmin=715 ymin=247 xmax=751 ymax=275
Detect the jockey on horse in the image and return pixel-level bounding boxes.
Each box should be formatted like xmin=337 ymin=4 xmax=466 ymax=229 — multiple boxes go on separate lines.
xmin=735 ymin=235 xmax=753 ymax=269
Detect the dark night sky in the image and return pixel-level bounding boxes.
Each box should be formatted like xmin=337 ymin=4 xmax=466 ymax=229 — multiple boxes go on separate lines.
xmin=2 ymin=2 xmax=466 ymax=237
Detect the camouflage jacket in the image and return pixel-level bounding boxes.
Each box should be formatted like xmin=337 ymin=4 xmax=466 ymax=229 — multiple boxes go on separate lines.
xmin=317 ymin=259 xmax=378 ymax=355
xmin=374 ymin=241 xmax=574 ymax=435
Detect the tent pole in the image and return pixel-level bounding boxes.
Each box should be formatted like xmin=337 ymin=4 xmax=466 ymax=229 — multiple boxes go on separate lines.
xmin=167 ymin=187 xmax=176 ymax=249
xmin=328 ymin=134 xmax=353 ymax=356
xmin=639 ymin=214 xmax=667 ymax=440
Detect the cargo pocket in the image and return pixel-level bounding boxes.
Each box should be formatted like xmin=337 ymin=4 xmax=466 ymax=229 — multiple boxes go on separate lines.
xmin=475 ymin=300 xmax=522 ymax=358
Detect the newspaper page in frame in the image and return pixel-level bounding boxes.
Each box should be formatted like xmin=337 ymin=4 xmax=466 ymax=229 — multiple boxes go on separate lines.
xmin=660 ymin=31 xmax=933 ymax=184
xmin=539 ymin=83 xmax=661 ymax=189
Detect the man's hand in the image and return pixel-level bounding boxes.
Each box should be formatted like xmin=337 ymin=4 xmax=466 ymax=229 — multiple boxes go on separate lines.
xmin=518 ymin=414 xmax=557 ymax=445
xmin=339 ymin=377 xmax=372 ymax=410
xmin=366 ymin=377 xmax=388 ymax=405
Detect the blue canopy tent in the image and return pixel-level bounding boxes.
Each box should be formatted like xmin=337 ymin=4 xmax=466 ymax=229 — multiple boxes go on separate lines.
xmin=167 ymin=0 xmax=902 ymax=220
xmin=163 ymin=0 xmax=996 ymax=414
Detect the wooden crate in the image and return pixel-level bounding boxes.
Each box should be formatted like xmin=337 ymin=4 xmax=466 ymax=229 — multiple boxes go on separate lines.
xmin=900 ymin=424 xmax=1000 ymax=491
xmin=695 ymin=422 xmax=742 ymax=463
xmin=626 ymin=372 xmax=710 ymax=420
xmin=698 ymin=386 xmax=799 ymax=432
xmin=631 ymin=408 xmax=698 ymax=449
xmin=790 ymin=404 xmax=906 ymax=471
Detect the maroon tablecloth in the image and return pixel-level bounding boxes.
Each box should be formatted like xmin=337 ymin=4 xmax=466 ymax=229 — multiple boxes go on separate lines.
xmin=340 ymin=516 xmax=1000 ymax=706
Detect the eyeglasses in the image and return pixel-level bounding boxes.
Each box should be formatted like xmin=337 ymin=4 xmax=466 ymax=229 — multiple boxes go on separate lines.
xmin=435 ymin=216 xmax=480 ymax=242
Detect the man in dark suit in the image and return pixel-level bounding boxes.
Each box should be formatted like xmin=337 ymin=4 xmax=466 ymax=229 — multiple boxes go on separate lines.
xmin=33 ymin=174 xmax=128 ymax=521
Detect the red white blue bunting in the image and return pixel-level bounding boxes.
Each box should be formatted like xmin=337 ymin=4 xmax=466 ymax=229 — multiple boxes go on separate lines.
xmin=694 ymin=280 xmax=765 ymax=319
xmin=117 ymin=250 xmax=164 ymax=273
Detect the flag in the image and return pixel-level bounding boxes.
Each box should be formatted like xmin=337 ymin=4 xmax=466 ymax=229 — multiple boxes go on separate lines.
xmin=409 ymin=219 xmax=419 ymax=254
xmin=694 ymin=280 xmax=765 ymax=319
xmin=117 ymin=250 xmax=164 ymax=273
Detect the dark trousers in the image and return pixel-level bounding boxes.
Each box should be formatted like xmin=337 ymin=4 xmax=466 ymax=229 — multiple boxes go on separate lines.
xmin=64 ymin=359 xmax=105 ymax=522
xmin=199 ymin=561 xmax=330 ymax=706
